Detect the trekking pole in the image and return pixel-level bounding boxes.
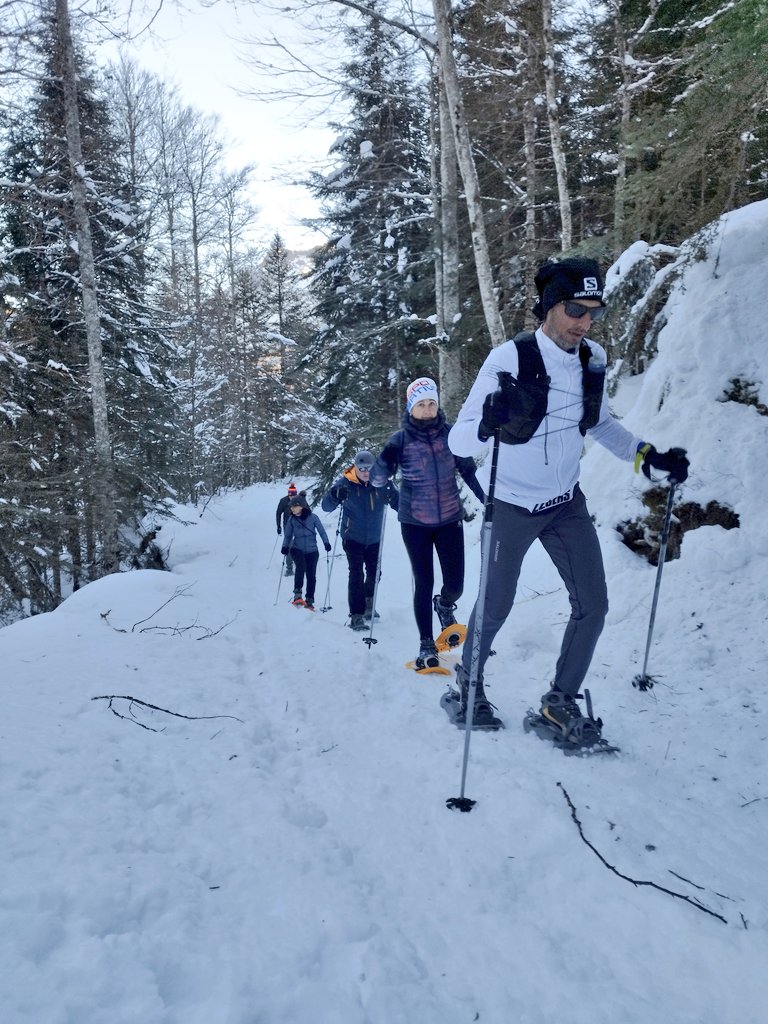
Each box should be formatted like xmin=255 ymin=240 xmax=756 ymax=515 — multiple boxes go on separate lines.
xmin=362 ymin=503 xmax=388 ymax=648
xmin=267 ymin=532 xmax=280 ymax=570
xmin=447 ymin=371 xmax=511 ymax=813
xmin=273 ymin=554 xmax=289 ymax=606
xmin=321 ymin=504 xmax=344 ymax=612
xmin=633 ymin=479 xmax=678 ymax=691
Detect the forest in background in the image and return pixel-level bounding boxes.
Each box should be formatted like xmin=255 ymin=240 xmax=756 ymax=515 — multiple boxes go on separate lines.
xmin=0 ymin=0 xmax=766 ymax=621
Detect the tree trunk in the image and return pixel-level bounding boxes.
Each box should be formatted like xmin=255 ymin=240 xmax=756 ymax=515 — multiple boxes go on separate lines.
xmin=612 ymin=4 xmax=631 ymax=254
xmin=54 ymin=0 xmax=120 ymax=574
xmin=522 ymin=43 xmax=539 ymax=328
xmin=431 ymin=0 xmax=506 ymax=349
xmin=432 ymin=77 xmax=463 ymax=417
xmin=541 ymin=0 xmax=572 ymax=252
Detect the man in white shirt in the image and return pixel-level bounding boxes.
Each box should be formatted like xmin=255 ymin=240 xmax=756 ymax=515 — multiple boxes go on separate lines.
xmin=447 ymin=257 xmax=688 ymax=740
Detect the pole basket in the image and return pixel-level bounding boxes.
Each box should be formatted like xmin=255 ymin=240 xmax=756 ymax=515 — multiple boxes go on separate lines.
xmin=446 ymin=796 xmax=476 ymax=812
xmin=632 ymin=673 xmax=656 ymax=691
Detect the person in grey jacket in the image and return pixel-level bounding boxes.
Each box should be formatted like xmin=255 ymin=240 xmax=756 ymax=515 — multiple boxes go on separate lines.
xmin=321 ymin=450 xmax=399 ymax=631
xmin=448 ymin=256 xmax=689 ymax=737
xmin=281 ymin=495 xmax=331 ymax=610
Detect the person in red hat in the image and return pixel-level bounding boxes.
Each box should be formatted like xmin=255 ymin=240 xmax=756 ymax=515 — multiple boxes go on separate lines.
xmin=275 ymin=483 xmax=299 ymax=576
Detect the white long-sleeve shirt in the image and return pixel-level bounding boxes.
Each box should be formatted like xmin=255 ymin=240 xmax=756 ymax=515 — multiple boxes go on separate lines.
xmin=448 ymin=328 xmax=642 ymax=513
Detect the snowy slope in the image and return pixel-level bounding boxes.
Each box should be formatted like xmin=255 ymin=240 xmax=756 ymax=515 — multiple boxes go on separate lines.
xmin=2 ymin=201 xmax=768 ymax=1023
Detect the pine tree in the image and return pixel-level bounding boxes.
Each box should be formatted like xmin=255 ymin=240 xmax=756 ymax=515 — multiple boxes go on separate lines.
xmin=0 ymin=12 xmax=177 ymax=616
xmin=298 ymin=5 xmax=434 ymax=489
xmin=594 ymin=0 xmax=768 ymax=246
xmin=256 ymin=233 xmax=315 ymax=478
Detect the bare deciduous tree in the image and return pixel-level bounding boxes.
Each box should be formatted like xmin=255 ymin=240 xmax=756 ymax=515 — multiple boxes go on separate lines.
xmin=540 ymin=0 xmax=572 ymax=252
xmin=54 ymin=0 xmax=120 ymax=573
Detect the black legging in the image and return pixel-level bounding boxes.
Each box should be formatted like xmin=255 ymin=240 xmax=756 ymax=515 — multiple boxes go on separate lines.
xmin=400 ymin=521 xmax=464 ymax=639
xmin=292 ymin=549 xmax=320 ymax=602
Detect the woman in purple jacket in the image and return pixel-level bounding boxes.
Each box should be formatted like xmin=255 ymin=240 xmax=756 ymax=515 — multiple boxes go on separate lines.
xmin=372 ymin=378 xmax=484 ymax=668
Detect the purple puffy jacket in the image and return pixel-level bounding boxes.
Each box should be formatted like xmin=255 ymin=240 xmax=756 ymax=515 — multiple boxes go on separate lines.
xmin=372 ymin=410 xmax=484 ymax=526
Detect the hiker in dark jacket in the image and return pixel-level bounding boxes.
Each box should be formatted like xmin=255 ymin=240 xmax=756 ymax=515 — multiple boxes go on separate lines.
xmin=281 ymin=495 xmax=331 ymax=610
xmin=371 ymin=377 xmax=484 ymax=668
xmin=275 ymin=483 xmax=298 ymax=576
xmin=321 ymin=450 xmax=399 ymax=631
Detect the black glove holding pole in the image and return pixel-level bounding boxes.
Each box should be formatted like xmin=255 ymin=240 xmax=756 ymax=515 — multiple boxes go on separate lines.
xmin=479 ymin=369 xmax=545 ymax=443
xmin=639 ymin=445 xmax=689 ymax=484
xmin=479 ymin=389 xmax=512 ymax=441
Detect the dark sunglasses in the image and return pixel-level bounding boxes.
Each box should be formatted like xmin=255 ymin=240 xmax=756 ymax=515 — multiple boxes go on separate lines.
xmin=562 ymin=300 xmax=607 ymax=322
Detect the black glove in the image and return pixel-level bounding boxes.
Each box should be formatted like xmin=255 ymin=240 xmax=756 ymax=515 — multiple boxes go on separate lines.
xmin=324 ymin=542 xmax=332 ymax=552
xmin=479 ymin=376 xmax=547 ymax=444
xmin=479 ymin=390 xmax=511 ymax=440
xmin=641 ymin=445 xmax=689 ymax=483
xmin=277 ymin=526 xmax=282 ymax=535
xmin=334 ymin=484 xmax=349 ymax=502
xmin=281 ymin=546 xmax=289 ymax=556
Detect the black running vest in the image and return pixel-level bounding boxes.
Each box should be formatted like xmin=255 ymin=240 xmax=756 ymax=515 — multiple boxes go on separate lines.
xmin=499 ymin=332 xmax=605 ymax=447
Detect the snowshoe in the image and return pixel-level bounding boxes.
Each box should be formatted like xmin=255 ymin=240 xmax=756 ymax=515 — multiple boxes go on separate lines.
xmin=440 ymin=687 xmax=503 ymax=731
xmin=524 ymin=688 xmax=619 ymax=754
xmin=416 ymin=637 xmax=439 ymax=668
xmin=405 ymin=659 xmax=452 ymax=676
xmin=349 ymin=614 xmax=368 ymax=631
xmin=435 ymin=622 xmax=467 ymax=652
xmin=291 ymin=593 xmax=304 ymax=607
xmin=304 ymin=599 xmax=315 ymax=611
xmin=440 ymin=666 xmax=504 ymax=730
xmin=406 ymin=637 xmax=451 ymax=675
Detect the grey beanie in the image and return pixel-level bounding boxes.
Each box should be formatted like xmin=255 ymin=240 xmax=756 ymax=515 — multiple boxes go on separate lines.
xmin=354 ymin=450 xmax=375 ymax=471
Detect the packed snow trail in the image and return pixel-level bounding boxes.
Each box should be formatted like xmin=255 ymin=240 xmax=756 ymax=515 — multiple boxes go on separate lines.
xmin=2 ymin=482 xmax=766 ymax=1023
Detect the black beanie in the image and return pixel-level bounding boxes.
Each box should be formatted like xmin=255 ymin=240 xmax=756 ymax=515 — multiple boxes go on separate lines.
xmin=532 ymin=258 xmax=605 ymax=321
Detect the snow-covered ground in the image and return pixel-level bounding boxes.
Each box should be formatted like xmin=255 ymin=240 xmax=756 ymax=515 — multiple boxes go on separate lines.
xmin=2 ymin=202 xmax=768 ymax=1022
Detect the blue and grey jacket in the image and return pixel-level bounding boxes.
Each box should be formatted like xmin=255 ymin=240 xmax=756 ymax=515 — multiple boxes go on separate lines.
xmin=283 ymin=507 xmax=330 ymax=554
xmin=321 ymin=466 xmax=399 ymax=546
xmin=371 ymin=410 xmax=484 ymax=527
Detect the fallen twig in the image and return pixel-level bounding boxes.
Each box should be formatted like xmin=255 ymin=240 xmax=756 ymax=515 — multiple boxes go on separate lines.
xmin=131 ymin=584 xmax=195 ymax=631
xmin=557 ymin=782 xmax=727 ymax=924
xmin=138 ymin=614 xmax=237 ymax=639
xmin=92 ymin=695 xmax=244 ymax=733
xmin=667 ymin=869 xmax=704 ymax=890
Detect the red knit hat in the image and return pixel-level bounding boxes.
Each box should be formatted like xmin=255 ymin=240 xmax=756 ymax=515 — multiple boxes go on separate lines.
xmin=287 ymin=483 xmax=297 ymax=495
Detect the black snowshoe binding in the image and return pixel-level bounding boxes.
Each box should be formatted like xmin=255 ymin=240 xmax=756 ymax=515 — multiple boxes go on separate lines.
xmin=441 ymin=666 xmax=504 ymax=731
xmin=433 ymin=595 xmax=464 ymax=650
xmin=415 ymin=637 xmax=440 ymax=671
xmin=349 ymin=614 xmax=367 ymax=631
xmin=433 ymin=594 xmax=457 ymax=630
xmin=524 ymin=687 xmax=618 ymax=754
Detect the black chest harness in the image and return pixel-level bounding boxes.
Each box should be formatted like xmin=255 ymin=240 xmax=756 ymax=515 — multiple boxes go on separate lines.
xmin=499 ymin=331 xmax=605 ymax=447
